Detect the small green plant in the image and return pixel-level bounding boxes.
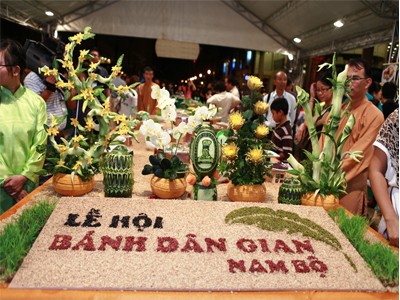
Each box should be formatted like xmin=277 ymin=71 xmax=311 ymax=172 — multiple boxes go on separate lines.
xmin=329 ymin=208 xmax=399 ymax=287
xmin=141 ymin=150 xmax=188 ymax=179
xmin=0 ymin=200 xmax=56 ymax=282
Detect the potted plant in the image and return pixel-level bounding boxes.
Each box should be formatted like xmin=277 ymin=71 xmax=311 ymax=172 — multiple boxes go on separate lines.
xmin=39 ymin=27 xmax=139 ymax=196
xmin=140 ymin=86 xmax=218 ymax=199
xmin=287 ymin=54 xmax=362 ymax=210
xmin=218 ymin=76 xmax=272 ymax=202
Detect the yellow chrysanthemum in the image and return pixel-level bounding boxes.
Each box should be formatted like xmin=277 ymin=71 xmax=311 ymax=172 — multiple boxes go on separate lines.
xmin=222 ymin=143 xmax=239 ymax=160
xmin=229 ymin=112 xmax=245 ymax=130
xmin=254 ymin=101 xmax=269 ymax=115
xmin=245 ymin=148 xmax=264 ymax=165
xmin=72 ymin=160 xmax=83 ymax=170
xmin=247 ymin=76 xmax=263 ymax=91
xmin=85 ymin=117 xmax=95 ymax=131
xmin=71 ymin=118 xmax=79 ymax=127
xmin=47 ymin=127 xmax=59 ymax=136
xmin=79 ymin=49 xmax=89 ymax=62
xmin=254 ymin=124 xmax=269 ymax=139
xmin=71 ymin=32 xmax=84 ymax=44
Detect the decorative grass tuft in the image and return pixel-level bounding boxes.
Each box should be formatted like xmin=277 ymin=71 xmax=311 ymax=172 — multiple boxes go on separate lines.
xmin=329 ymin=208 xmax=399 ymax=287
xmin=0 ymin=200 xmax=56 ymax=282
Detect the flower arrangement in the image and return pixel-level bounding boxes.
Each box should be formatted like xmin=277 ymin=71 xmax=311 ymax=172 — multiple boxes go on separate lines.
xmin=140 ymin=85 xmax=218 ymax=180
xmin=218 ymin=76 xmax=272 ymax=185
xmin=287 ymin=54 xmax=362 ymax=198
xmin=40 ymin=27 xmax=139 ymax=181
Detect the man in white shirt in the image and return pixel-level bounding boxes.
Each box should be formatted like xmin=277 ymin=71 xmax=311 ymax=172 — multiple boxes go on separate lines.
xmin=225 ymin=77 xmax=241 ymax=99
xmin=263 ymin=71 xmax=297 ymax=129
xmin=207 ymin=81 xmax=241 ymax=123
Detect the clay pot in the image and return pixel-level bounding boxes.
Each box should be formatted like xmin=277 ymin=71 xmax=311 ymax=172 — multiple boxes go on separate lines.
xmin=150 ymin=175 xmax=187 ymax=199
xmin=52 ymin=173 xmax=94 ymax=196
xmin=227 ymin=182 xmax=266 ymax=202
xmin=301 ymin=192 xmax=339 ymax=211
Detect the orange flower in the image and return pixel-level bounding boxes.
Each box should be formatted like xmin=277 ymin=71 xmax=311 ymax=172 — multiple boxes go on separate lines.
xmin=186 ymin=173 xmax=196 ymax=185
xmin=202 ymin=176 xmax=211 ymax=187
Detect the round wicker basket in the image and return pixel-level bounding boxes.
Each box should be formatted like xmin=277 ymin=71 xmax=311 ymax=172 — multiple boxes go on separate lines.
xmin=227 ymin=182 xmax=266 ymax=202
xmin=52 ymin=173 xmax=94 ymax=196
xmin=150 ymin=176 xmax=187 ymax=199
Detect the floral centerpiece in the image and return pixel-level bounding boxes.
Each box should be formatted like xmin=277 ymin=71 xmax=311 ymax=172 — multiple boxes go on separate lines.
xmin=287 ymin=54 xmax=362 ymax=209
xmin=140 ymin=86 xmax=217 ymax=198
xmin=39 ymin=27 xmax=139 ymax=195
xmin=218 ymin=76 xmax=272 ymax=202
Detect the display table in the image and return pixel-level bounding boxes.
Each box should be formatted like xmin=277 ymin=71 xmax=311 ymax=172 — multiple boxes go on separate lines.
xmin=0 ymin=136 xmax=397 ymax=300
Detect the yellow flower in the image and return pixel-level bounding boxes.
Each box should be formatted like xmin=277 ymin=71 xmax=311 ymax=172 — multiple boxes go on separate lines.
xmin=64 ymin=43 xmax=73 ymax=52
xmin=80 ymin=87 xmax=94 ymax=101
xmin=246 ymin=148 xmax=264 ymax=165
xmin=117 ymin=125 xmax=129 ymax=135
xmin=72 ymin=160 xmax=83 ymax=170
xmin=114 ymin=114 xmax=127 ymax=124
xmin=42 ymin=66 xmax=51 ymax=76
xmin=90 ymin=72 xmax=97 ymax=81
xmin=254 ymin=101 xmax=269 ymax=115
xmin=247 ymin=76 xmax=263 ymax=91
xmin=71 ymin=32 xmax=84 ymax=44
xmin=57 ymin=159 xmax=65 ymax=166
xmin=229 ymin=112 xmax=245 ymax=130
xmin=79 ymin=49 xmax=89 ymax=62
xmin=57 ymin=145 xmax=69 ymax=154
xmin=50 ymin=68 xmax=59 ymax=76
xmin=69 ymin=69 xmax=76 ymax=77
xmin=222 ymin=143 xmax=239 ymax=160
xmin=86 ymin=156 xmax=93 ymax=165
xmin=50 ymin=118 xmax=58 ymax=128
xmin=103 ymin=100 xmax=111 ymax=110
xmin=71 ymin=118 xmax=79 ymax=127
xmin=65 ymin=80 xmax=74 ymax=90
xmin=56 ymin=81 xmax=65 ymax=89
xmin=47 ymin=127 xmax=59 ymax=136
xmin=254 ymin=124 xmax=269 ymax=139
xmin=111 ymin=65 xmax=122 ymax=77
xmin=72 ymin=135 xmax=84 ymax=143
xmin=90 ymin=61 xmax=99 ymax=70
xmin=117 ymin=85 xmax=130 ymax=95
xmin=62 ymin=59 xmax=73 ymax=70
xmin=85 ymin=117 xmax=95 ymax=131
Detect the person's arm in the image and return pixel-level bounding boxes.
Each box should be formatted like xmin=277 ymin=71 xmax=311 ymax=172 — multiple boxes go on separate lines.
xmin=230 ymin=95 xmax=241 ymax=110
xmin=369 ymin=146 xmax=399 ymax=247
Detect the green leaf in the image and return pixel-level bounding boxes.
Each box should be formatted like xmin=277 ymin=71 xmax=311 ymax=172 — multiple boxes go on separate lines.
xmin=116 ymin=54 xmax=124 ymax=66
xmin=242 ymin=110 xmax=253 ymax=120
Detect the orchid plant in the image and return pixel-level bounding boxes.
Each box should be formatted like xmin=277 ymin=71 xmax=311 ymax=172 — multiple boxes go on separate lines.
xmin=140 ymin=85 xmax=218 ymax=179
xmin=39 ymin=27 xmax=140 ymax=181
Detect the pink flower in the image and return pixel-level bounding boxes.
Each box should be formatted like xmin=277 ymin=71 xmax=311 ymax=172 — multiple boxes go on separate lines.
xmin=202 ymin=176 xmax=211 ymax=187
xmin=186 ymin=174 xmax=197 ymax=185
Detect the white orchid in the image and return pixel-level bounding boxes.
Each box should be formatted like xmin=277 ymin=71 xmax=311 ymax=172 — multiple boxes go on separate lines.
xmin=172 ymin=122 xmax=188 ymax=139
xmin=207 ymin=104 xmax=218 ymax=120
xmin=140 ymin=119 xmax=162 ymax=137
xmin=151 ymin=84 xmax=166 ymax=100
xmin=186 ymin=115 xmax=202 ymax=134
xmin=161 ymin=105 xmax=177 ymax=122
xmin=194 ymin=106 xmax=209 ymax=120
xmin=150 ymin=131 xmax=171 ymax=149
xmin=157 ymin=95 xmax=175 ymax=111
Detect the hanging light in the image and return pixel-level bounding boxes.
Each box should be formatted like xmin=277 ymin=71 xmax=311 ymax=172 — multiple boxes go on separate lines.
xmin=45 ymin=11 xmax=54 ymax=16
xmin=293 ymin=37 xmax=302 ymax=44
xmin=334 ymin=20 xmax=344 ymax=28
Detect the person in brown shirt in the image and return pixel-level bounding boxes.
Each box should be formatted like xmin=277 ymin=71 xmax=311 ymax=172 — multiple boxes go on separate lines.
xmin=322 ymin=58 xmax=384 ymax=215
xmin=137 ymin=66 xmax=159 ymax=114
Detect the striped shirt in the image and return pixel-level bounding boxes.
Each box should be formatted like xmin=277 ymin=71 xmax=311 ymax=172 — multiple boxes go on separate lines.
xmin=271 ymin=120 xmax=293 ymax=160
xmin=24 ymin=72 xmax=67 ymax=130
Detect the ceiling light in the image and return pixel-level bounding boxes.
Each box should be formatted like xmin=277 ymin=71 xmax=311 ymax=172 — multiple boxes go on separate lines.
xmin=333 ymin=20 xmax=344 ymax=28
xmin=287 ymin=54 xmax=294 ymax=61
xmin=293 ymin=37 xmax=302 ymax=44
xmin=45 ymin=11 xmax=54 ymax=16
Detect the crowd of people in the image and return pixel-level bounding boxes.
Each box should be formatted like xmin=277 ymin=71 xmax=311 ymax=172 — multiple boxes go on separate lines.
xmin=0 ymin=38 xmax=398 ymax=246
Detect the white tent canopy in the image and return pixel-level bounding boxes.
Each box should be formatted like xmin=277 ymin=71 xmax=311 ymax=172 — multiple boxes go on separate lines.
xmin=1 ymin=0 xmax=398 ymax=58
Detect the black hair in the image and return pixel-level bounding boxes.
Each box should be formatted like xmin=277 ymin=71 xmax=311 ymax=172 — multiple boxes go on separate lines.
xmin=0 ymin=39 xmax=25 ymax=76
xmin=368 ymin=81 xmax=382 ymax=95
xmin=270 ymin=97 xmax=289 ymax=115
xmin=382 ymin=82 xmax=397 ymax=100
xmin=287 ymin=78 xmax=293 ymax=85
xmin=317 ymin=75 xmax=333 ymax=89
xmin=348 ymin=58 xmax=372 ymax=79
xmin=144 ymin=66 xmax=153 ymax=73
xmin=226 ymin=76 xmax=236 ymax=86
xmin=213 ymin=81 xmax=226 ymax=92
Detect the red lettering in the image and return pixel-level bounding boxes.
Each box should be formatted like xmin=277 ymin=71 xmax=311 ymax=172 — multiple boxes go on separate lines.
xmin=48 ymin=234 xmax=72 ymax=250
xmin=204 ymin=238 xmax=227 ymax=253
xmin=227 ymin=259 xmax=246 ymax=273
xmin=122 ymin=236 xmax=147 ymax=252
xmin=292 ymin=260 xmax=310 ymax=273
xmin=249 ymin=259 xmax=268 ymax=273
xmin=181 ymin=234 xmax=204 ymax=253
xmin=258 ymin=239 xmax=271 ymax=253
xmin=292 ymin=240 xmax=314 ymax=254
xmin=157 ymin=237 xmax=179 ymax=252
xmin=265 ymin=260 xmax=288 ymax=273
xmin=274 ymin=239 xmax=295 ymax=254
xmin=72 ymin=231 xmax=96 ymax=251
xmin=98 ymin=235 xmax=123 ymax=251
xmin=237 ymin=238 xmax=257 ymax=253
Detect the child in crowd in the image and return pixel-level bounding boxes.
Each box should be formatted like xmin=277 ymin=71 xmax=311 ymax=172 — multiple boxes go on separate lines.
xmin=270 ymin=97 xmax=293 ymax=169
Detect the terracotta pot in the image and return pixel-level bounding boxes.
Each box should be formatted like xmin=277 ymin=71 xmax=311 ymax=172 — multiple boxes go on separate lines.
xmin=150 ymin=175 xmax=187 ymax=199
xmin=52 ymin=173 xmax=94 ymax=196
xmin=301 ymin=192 xmax=339 ymax=211
xmin=227 ymin=182 xmax=266 ymax=202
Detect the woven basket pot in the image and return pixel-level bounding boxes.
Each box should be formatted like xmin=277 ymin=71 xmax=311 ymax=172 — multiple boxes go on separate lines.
xmin=52 ymin=173 xmax=94 ymax=196
xmin=227 ymin=182 xmax=266 ymax=202
xmin=301 ymin=192 xmax=339 ymax=211
xmin=150 ymin=175 xmax=187 ymax=199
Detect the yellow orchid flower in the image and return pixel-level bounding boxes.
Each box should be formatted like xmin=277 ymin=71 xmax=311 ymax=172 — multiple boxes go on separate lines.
xmin=79 ymin=49 xmax=89 ymax=62
xmin=71 ymin=32 xmax=84 ymax=44
xmin=47 ymin=127 xmax=59 ymax=136
xmin=42 ymin=66 xmax=51 ymax=76
xmin=72 ymin=135 xmax=84 ymax=143
xmin=64 ymin=43 xmax=73 ymax=52
xmin=111 ymin=65 xmax=122 ymax=77
xmin=85 ymin=117 xmax=95 ymax=131
xmin=90 ymin=61 xmax=99 ymax=70
xmin=90 ymin=72 xmax=97 ymax=81
xmin=70 ymin=118 xmax=79 ymax=127
xmin=72 ymin=160 xmax=83 ymax=170
xmin=57 ymin=159 xmax=65 ymax=166
xmin=86 ymin=156 xmax=93 ymax=165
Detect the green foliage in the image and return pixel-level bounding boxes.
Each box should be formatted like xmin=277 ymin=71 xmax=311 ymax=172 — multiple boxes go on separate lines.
xmin=329 ymin=209 xmax=399 ymax=287
xmin=0 ymin=200 xmax=56 ymax=281
xmin=142 ymin=150 xmax=188 ymax=179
